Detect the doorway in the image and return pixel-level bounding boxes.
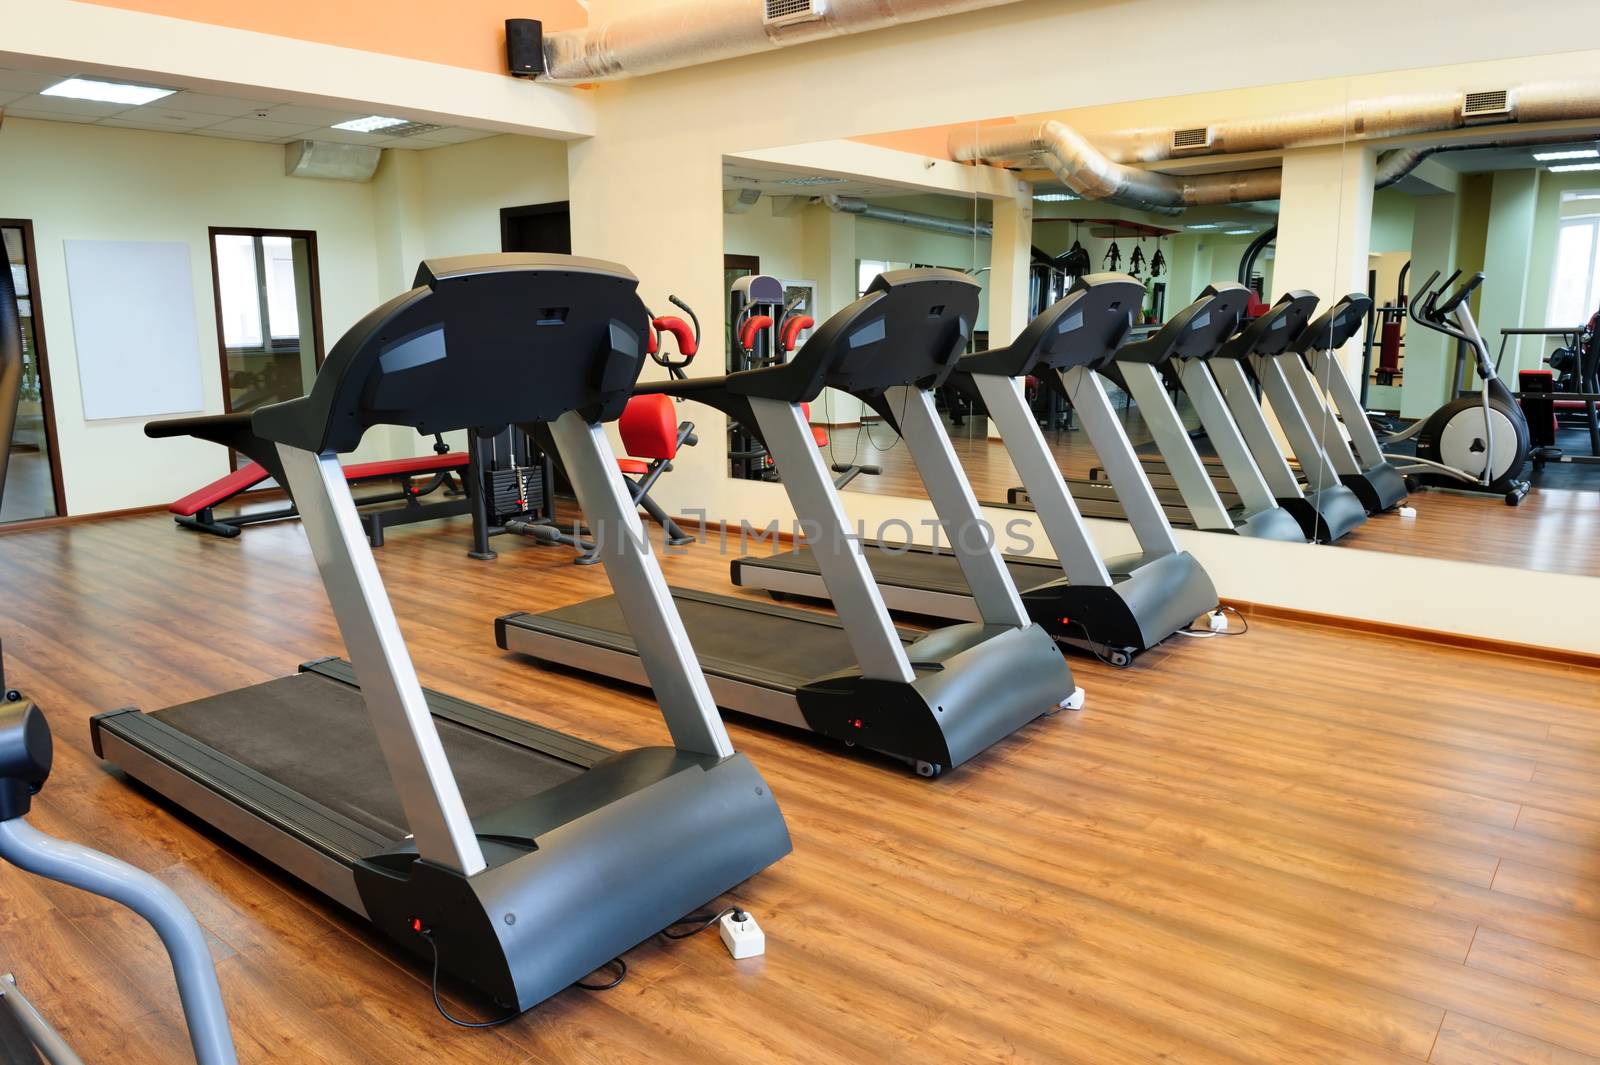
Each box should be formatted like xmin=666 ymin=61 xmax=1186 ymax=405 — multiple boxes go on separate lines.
xmin=1 ymin=220 xmax=64 ymax=523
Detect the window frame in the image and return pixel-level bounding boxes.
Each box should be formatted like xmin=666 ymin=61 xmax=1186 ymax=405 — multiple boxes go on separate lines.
xmin=206 ymin=226 xmax=326 ymax=415
xmin=1546 ymin=199 xmax=1600 ymax=327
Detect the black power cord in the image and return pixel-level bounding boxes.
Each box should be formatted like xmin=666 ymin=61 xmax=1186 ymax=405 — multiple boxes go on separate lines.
xmin=416 ymin=926 xmax=628 ymax=1029
xmin=662 ymin=906 xmax=745 ymax=940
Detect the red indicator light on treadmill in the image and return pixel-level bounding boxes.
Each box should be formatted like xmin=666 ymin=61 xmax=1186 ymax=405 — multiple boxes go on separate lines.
xmin=410 ymin=918 xmax=423 ymax=933
xmin=851 ymin=718 xmax=863 ymax=728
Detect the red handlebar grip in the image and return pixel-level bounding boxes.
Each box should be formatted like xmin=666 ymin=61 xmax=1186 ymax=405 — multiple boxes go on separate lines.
xmin=781 ymin=315 xmax=815 ymax=353
xmin=646 ymin=323 xmax=659 ymax=355
xmin=652 ymin=316 xmax=698 ymax=357
xmin=739 ymin=315 xmax=775 ymax=353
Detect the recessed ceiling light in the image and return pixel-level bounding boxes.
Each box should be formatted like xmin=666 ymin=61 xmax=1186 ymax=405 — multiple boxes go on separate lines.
xmin=1549 ymin=162 xmax=1600 ymax=173
xmin=332 ymin=115 xmax=409 ymax=133
xmin=776 ymin=175 xmax=845 ymax=186
xmin=1186 ymin=223 xmax=1221 ymax=230
xmin=1223 ymin=228 xmax=1255 ymax=235
xmin=40 ymin=77 xmax=174 ymax=106
xmin=1566 ymin=192 xmax=1600 ymax=201
xmin=1034 ymin=191 xmax=1079 ymax=202
xmin=1534 ymin=148 xmax=1600 ymax=162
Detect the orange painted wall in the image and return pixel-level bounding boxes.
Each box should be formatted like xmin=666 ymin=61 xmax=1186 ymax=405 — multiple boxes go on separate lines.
xmin=80 ymin=0 xmax=587 ymax=74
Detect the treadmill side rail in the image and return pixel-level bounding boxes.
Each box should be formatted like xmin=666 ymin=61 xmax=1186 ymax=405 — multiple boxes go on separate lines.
xmin=278 ymin=445 xmax=487 ymax=877
xmin=546 ymin=411 xmax=733 ymax=759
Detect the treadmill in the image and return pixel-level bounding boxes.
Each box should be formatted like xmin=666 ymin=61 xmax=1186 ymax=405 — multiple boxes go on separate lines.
xmin=92 ymin=254 xmax=791 ymax=1013
xmin=499 ymin=269 xmax=1080 ymax=778
xmin=1204 ymin=290 xmax=1369 ymax=541
xmin=1286 ymin=294 xmax=1410 ymax=513
xmin=731 ymin=274 xmax=1218 ymax=666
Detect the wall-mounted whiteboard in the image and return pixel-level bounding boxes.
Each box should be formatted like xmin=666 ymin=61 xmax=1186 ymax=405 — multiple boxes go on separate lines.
xmin=63 ymin=240 xmax=204 ymax=421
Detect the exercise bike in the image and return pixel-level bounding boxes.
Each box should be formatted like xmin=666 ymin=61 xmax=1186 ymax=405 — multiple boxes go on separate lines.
xmin=1379 ymin=270 xmax=1532 ymax=505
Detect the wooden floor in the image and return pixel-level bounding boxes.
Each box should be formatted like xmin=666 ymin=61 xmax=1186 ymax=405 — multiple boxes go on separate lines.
xmin=2 ymin=511 xmax=1600 ymax=1064
xmin=831 ymin=419 xmax=1600 ymax=579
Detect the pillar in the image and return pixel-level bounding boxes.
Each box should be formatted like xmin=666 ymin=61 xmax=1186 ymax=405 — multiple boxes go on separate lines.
xmin=1401 ymin=192 xmax=1460 ymax=419
xmin=983 ymin=191 xmax=1032 ymax=439
xmin=1476 ymin=168 xmax=1539 ymax=378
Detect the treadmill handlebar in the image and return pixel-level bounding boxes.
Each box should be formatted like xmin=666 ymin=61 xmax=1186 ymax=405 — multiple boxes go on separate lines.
xmin=1292 ymin=292 xmax=1373 ymax=354
xmin=251 ymin=253 xmax=652 ymax=455
xmin=957 ymin=272 xmax=1144 ymax=378
xmin=1214 ymin=290 xmax=1319 ymax=361
xmin=1116 ymin=285 xmax=1249 ymax=366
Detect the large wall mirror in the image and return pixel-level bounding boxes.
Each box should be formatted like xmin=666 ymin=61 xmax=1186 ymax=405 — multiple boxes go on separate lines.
xmin=721 ymin=78 xmax=1600 ymax=586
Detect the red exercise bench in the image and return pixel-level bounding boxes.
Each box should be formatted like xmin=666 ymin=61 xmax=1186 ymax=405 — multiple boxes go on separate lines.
xmin=151 ymin=411 xmax=474 ymax=546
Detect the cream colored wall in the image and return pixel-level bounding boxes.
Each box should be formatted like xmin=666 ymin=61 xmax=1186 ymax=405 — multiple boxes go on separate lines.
xmin=5 ymin=118 xmax=570 ymax=515
xmin=567 ymin=6 xmax=1600 ymax=654
xmin=4 ymin=117 xmax=384 ymax=514
xmin=412 ymin=134 xmax=570 ymax=256
xmin=722 ymin=200 xmax=805 ymax=281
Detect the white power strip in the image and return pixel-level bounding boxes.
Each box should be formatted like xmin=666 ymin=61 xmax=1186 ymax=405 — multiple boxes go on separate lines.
xmin=1208 ymin=610 xmax=1229 ymax=632
xmin=719 ymin=911 xmax=765 ymax=959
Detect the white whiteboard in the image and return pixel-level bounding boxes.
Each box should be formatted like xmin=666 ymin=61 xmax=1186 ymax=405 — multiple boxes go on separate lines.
xmin=64 ymin=240 xmax=204 ymax=421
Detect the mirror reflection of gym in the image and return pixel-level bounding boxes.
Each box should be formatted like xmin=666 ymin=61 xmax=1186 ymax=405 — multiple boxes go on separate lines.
xmin=721 ymin=161 xmax=992 ymax=496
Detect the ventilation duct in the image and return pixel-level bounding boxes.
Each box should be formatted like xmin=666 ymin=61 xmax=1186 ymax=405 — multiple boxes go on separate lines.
xmin=540 ymin=0 xmax=1027 ymax=82
xmin=1100 ymin=83 xmax=1600 ymax=164
xmin=955 ymin=80 xmax=1600 ymax=211
xmin=724 ymin=187 xmax=763 ymax=213
xmin=284 ymin=141 xmax=382 ymax=182
xmin=823 ymin=194 xmax=992 ymax=238
xmin=948 ymin=122 xmax=1281 ymax=215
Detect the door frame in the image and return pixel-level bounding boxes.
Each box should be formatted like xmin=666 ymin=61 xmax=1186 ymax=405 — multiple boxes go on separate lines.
xmin=206 ymin=226 xmax=326 ymax=416
xmin=0 ymin=218 xmax=65 ymax=520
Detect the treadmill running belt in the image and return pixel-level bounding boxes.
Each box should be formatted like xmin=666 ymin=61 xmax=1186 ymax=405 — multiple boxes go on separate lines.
xmin=528 ymin=592 xmax=877 ymax=691
xmin=751 ymin=545 xmax=1063 ymax=596
xmin=154 ymin=672 xmax=584 ymax=841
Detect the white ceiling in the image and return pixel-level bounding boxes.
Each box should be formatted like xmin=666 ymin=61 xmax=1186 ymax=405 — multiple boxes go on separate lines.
xmin=722 ymin=160 xmax=944 ymax=200
xmin=0 ymin=67 xmax=500 ymax=150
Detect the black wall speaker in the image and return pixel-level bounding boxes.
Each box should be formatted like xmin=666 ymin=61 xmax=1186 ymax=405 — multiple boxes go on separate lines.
xmin=506 ymin=18 xmax=544 ymax=78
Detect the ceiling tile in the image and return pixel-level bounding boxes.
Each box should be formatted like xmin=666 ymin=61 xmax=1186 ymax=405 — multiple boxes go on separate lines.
xmin=0 ymin=69 xmax=66 ymax=94
xmin=207 ymin=116 xmax=316 ymax=137
xmin=159 ymin=91 xmax=278 ymax=117
xmin=261 ymin=104 xmax=363 ymax=127
xmin=97 ymin=118 xmax=199 ymax=134
xmin=4 ymin=94 xmax=129 ymax=118
xmin=1 ymin=109 xmax=103 ymax=124
xmin=108 ymin=107 xmax=226 ymax=130
xmin=0 ymin=90 xmax=29 ymax=106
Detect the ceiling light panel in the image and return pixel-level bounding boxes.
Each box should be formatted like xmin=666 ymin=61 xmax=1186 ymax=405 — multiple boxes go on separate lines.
xmin=1533 ymin=148 xmax=1600 ymax=162
xmin=41 ymin=77 xmax=174 ymax=106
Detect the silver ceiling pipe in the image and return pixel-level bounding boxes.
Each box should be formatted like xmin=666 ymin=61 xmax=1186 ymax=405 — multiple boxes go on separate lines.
xmin=947 ymin=121 xmax=1282 ymax=214
xmin=541 ymin=0 xmax=1027 ymax=82
xmin=1103 ymin=81 xmax=1600 ymax=163
xmin=823 ymin=194 xmax=992 ymax=237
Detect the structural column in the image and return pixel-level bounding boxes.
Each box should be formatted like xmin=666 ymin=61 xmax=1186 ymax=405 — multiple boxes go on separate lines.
xmin=801 ymin=202 xmax=861 ymax=425
xmin=1477 ymin=168 xmax=1539 ymax=377
xmin=984 ymin=190 xmax=1032 ymax=439
xmin=1402 ymin=191 xmax=1460 ymax=418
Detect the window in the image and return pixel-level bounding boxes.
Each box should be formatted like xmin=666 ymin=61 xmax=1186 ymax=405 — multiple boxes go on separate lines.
xmin=208 ymin=229 xmax=323 ymax=418
xmin=1546 ymin=192 xmax=1600 ymax=325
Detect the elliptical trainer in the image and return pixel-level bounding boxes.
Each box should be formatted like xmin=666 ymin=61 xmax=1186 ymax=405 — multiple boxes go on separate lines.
xmin=1382 ymin=269 xmax=1532 ymax=505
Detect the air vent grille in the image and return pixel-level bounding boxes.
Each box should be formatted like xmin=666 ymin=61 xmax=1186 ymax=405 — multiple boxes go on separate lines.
xmin=1462 ymin=89 xmax=1512 ymax=122
xmin=764 ymin=0 xmax=822 ymax=26
xmin=1172 ymin=126 xmax=1214 ymax=152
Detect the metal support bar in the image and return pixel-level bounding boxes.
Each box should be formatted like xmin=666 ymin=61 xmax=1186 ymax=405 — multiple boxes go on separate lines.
xmin=547 ymin=411 xmax=733 ymax=758
xmin=1116 ymin=362 xmax=1235 ymax=531
xmin=1209 ymin=359 xmax=1305 ymax=499
xmin=277 ymin=446 xmax=486 ymax=877
xmin=971 ymin=374 xmax=1110 ymax=587
xmin=889 ymin=385 xmax=1029 ymax=629
xmin=1252 ymin=354 xmax=1345 ymax=489
xmin=1059 ymin=366 xmax=1180 ymax=557
xmin=0 ymin=819 xmax=237 ymax=1065
xmin=1172 ymin=360 xmax=1277 ymax=515
xmin=1307 ymin=347 xmax=1386 ymax=469
xmin=749 ymin=397 xmax=914 ymax=683
xmin=0 ymin=974 xmax=83 ymax=1065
